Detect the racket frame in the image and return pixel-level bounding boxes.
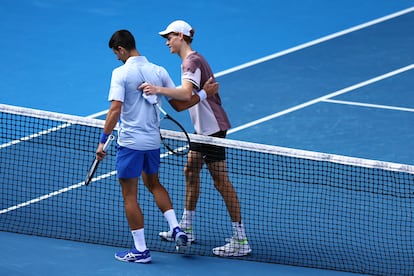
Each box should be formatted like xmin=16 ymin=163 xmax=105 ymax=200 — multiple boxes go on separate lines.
xmin=155 ymin=103 xmax=190 ymax=156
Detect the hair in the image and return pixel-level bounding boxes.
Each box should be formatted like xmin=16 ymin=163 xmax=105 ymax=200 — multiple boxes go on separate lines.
xmin=184 ymin=29 xmax=195 ymax=44
xmin=108 ymin=29 xmax=136 ymax=50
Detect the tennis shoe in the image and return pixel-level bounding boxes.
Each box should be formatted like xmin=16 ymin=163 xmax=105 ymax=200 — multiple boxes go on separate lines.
xmin=172 ymin=226 xmax=190 ymax=253
xmin=159 ymin=226 xmax=196 ymax=243
xmin=114 ymin=248 xmax=151 ymax=263
xmin=212 ymin=237 xmax=252 ymax=257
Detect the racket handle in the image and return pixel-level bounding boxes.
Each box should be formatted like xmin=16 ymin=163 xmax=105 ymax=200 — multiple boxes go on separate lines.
xmin=103 ymin=135 xmax=115 ymax=152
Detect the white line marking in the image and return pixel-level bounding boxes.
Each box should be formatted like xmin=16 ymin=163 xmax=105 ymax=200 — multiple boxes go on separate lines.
xmin=214 ymin=7 xmax=414 ymax=78
xmin=0 ymin=105 xmax=107 ymax=150
xmin=0 ymin=170 xmax=118 ymax=215
xmin=323 ymin=99 xmax=414 ymax=113
xmin=0 ymin=145 xmax=182 ymax=214
xmin=228 ymin=64 xmax=414 ymax=134
xmin=0 ymin=123 xmax=71 ymax=149
xmin=87 ymin=109 xmax=108 ymax=119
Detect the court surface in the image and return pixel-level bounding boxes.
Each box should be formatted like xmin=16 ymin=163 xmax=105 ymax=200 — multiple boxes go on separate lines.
xmin=1 ymin=1 xmax=413 ymax=275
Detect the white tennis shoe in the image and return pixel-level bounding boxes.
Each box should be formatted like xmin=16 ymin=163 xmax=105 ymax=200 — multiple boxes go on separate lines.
xmin=212 ymin=236 xmax=252 ymax=257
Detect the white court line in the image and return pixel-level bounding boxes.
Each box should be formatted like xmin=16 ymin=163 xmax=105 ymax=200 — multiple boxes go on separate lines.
xmin=0 ymin=171 xmax=118 ymax=215
xmin=0 ymin=123 xmax=72 ymax=149
xmin=87 ymin=109 xmax=108 ymax=119
xmin=0 ymin=146 xmax=178 ymax=215
xmin=2 ymin=7 xmax=413 ymax=215
xmin=322 ymin=99 xmax=414 ymax=113
xmin=214 ymin=6 xmax=414 ymax=78
xmin=229 ymin=64 xmax=414 ymax=134
xmin=0 ymin=107 xmax=106 ymax=150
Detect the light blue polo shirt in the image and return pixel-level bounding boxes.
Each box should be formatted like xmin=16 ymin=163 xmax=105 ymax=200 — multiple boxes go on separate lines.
xmin=108 ymin=56 xmax=175 ymax=150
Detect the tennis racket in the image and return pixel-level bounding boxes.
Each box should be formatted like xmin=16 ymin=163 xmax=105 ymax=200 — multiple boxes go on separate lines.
xmin=154 ymin=103 xmax=190 ymax=156
xmin=138 ymin=70 xmax=190 ymax=155
xmin=84 ymin=134 xmax=115 ymax=186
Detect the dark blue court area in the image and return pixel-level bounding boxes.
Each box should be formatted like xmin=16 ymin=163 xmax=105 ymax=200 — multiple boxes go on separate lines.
xmin=1 ymin=1 xmax=414 ymax=276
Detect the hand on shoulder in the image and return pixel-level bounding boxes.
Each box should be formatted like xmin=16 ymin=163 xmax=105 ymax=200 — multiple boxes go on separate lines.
xmin=203 ymin=77 xmax=219 ymax=97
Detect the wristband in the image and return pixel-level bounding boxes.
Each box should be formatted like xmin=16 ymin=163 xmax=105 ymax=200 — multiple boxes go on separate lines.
xmin=100 ymin=132 xmax=109 ymax=143
xmin=198 ymin=89 xmax=207 ymax=102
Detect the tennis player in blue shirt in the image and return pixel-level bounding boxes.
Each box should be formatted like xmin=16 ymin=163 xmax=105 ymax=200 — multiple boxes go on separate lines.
xmin=96 ymin=29 xmax=189 ymax=263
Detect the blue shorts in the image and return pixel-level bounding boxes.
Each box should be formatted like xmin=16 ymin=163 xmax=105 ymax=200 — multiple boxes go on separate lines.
xmin=116 ymin=146 xmax=160 ymax=179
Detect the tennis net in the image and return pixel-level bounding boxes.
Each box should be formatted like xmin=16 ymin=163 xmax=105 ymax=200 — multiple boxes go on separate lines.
xmin=1 ymin=103 xmax=413 ymax=275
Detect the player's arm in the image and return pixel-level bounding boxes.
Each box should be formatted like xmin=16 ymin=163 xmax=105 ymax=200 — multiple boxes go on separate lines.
xmin=96 ymin=100 xmax=122 ymax=160
xmin=139 ymin=81 xmax=193 ymax=101
xmin=103 ymin=100 xmax=121 ymax=134
xmin=169 ymin=77 xmax=219 ymax=112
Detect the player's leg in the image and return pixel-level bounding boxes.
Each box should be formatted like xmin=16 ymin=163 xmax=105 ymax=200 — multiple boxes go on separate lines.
xmin=206 ymin=159 xmax=252 ymax=257
xmin=142 ymin=171 xmax=173 ymax=213
xmin=142 ymin=149 xmax=189 ymax=251
xmin=183 ymin=150 xmax=204 ymax=212
xmin=119 ymin=177 xmax=143 ymax=230
xmin=158 ymin=149 xmax=203 ymax=243
xmin=115 ymin=177 xmax=152 ymax=263
xmin=141 ymin=148 xmax=174 ymax=212
xmin=114 ymin=147 xmax=151 ymax=263
xmin=206 ymin=160 xmax=241 ymax=222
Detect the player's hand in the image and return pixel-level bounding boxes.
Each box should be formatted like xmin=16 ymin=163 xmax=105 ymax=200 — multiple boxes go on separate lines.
xmin=203 ymin=77 xmax=219 ymax=97
xmin=96 ymin=143 xmax=107 ymax=161
xmin=138 ymin=82 xmax=159 ymax=95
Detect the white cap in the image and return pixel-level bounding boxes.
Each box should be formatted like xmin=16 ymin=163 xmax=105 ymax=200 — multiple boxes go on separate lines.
xmin=159 ymin=20 xmax=193 ymax=37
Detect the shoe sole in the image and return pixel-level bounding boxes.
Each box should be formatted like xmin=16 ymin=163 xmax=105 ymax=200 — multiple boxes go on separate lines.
xmin=133 ymin=257 xmax=152 ymax=263
xmin=212 ymin=248 xmax=252 ymax=257
xmin=114 ymin=255 xmax=152 ymax=263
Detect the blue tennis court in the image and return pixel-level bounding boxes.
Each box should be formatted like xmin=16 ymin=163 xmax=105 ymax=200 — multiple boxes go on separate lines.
xmin=1 ymin=1 xmax=413 ymax=275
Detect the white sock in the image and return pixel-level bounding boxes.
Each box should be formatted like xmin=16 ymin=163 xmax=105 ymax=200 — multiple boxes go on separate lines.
xmin=131 ymin=228 xmax=147 ymax=252
xmin=232 ymin=221 xmax=247 ymax=240
xmin=164 ymin=209 xmax=179 ymax=231
xmin=181 ymin=209 xmax=195 ymax=229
